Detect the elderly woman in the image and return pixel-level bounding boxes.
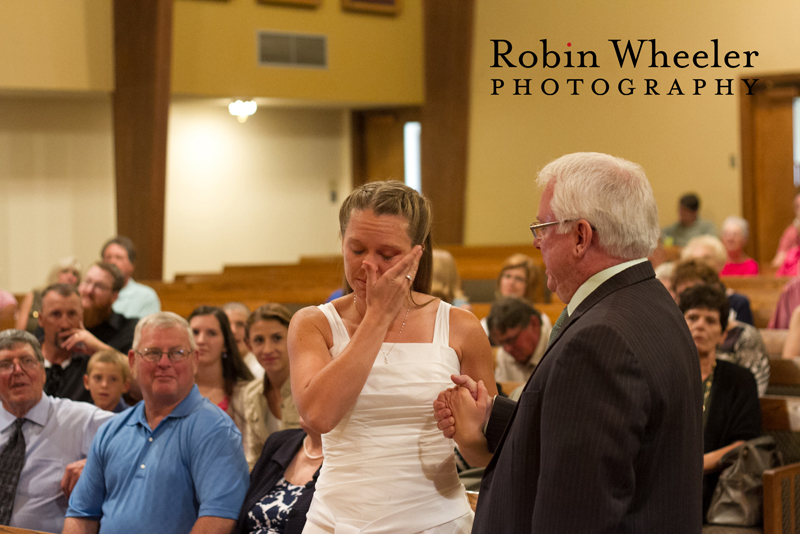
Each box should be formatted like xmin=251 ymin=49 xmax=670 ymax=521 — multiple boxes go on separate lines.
xmin=240 ymin=303 xmax=301 ymax=470
xmin=681 ymin=236 xmax=754 ymax=325
xmin=188 ymin=306 xmax=254 ymax=433
xmin=678 ymin=284 xmax=761 ymax=517
xmin=719 ymin=216 xmax=759 ymax=276
xmin=672 ymin=259 xmax=769 ymax=395
xmin=235 ymin=424 xmax=322 ymax=534
xmin=289 ymin=181 xmax=496 ymax=533
xmin=15 ymin=256 xmax=82 ymax=333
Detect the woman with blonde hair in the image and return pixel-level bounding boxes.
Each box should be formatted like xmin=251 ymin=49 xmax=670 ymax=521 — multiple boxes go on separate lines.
xmin=15 ymin=256 xmax=82 ymax=333
xmin=289 ymin=180 xmax=495 ymax=533
xmin=431 ymin=248 xmax=471 ymax=310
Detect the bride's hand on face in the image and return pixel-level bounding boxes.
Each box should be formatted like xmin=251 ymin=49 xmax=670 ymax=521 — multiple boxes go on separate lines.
xmin=362 ymin=245 xmax=423 ymax=318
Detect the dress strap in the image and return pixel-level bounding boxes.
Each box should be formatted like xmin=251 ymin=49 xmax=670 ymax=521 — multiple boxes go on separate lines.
xmin=432 ymin=300 xmax=451 ymax=346
xmin=318 ymin=303 xmax=351 ymax=345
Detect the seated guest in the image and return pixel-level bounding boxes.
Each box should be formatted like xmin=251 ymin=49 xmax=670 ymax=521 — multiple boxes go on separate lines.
xmin=101 ymin=236 xmax=161 ymax=319
xmin=719 ymin=216 xmax=759 ymax=276
xmin=673 ymin=260 xmax=770 ymax=395
xmin=769 ymin=277 xmax=800 ymax=329
xmin=235 ymin=424 xmax=323 ymax=534
xmin=654 ymin=261 xmax=677 ymax=301
xmin=481 ymin=253 xmax=543 ymax=338
xmin=661 ymin=192 xmax=717 ymax=247
xmin=486 ymin=297 xmax=552 ymax=383
xmin=681 ymin=238 xmax=754 ymax=325
xmin=241 ymin=304 xmax=301 ymax=470
xmin=0 ymin=329 xmax=112 ymax=533
xmin=64 ymin=312 xmax=249 ymax=534
xmin=83 ymin=349 xmax=131 ymax=413
xmin=39 ymin=283 xmax=112 ymax=403
xmin=678 ymin=285 xmax=761 ymax=517
xmin=72 ymin=262 xmax=138 ymax=354
xmin=431 ymin=249 xmax=471 ymax=310
xmin=0 ymin=289 xmax=17 ymax=329
xmin=224 ymin=302 xmax=264 ymax=380
xmin=15 ymin=256 xmax=82 ymax=333
xmin=771 ymin=191 xmax=800 ymax=270
xmin=189 ymin=306 xmax=254 ymax=434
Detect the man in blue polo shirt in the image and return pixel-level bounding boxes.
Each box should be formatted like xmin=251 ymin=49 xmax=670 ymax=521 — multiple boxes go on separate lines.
xmin=63 ymin=312 xmax=249 ymax=534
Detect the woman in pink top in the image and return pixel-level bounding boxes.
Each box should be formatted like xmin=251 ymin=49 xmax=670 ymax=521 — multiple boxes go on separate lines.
xmin=720 ymin=216 xmax=759 ymax=276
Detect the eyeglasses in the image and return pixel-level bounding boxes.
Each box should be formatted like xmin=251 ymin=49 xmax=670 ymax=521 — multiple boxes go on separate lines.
xmin=530 ymin=220 xmax=573 ymax=239
xmin=0 ymin=356 xmax=41 ymax=376
xmin=529 ymin=219 xmax=594 ymax=239
xmin=493 ymin=327 xmax=524 ymax=347
xmin=135 ymin=348 xmax=192 ymax=363
xmin=80 ymin=279 xmax=112 ymax=292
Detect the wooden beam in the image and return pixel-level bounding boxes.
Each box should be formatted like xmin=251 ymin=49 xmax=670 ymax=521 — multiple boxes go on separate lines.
xmin=113 ymin=0 xmax=172 ymax=280
xmin=421 ymin=0 xmax=474 ymax=245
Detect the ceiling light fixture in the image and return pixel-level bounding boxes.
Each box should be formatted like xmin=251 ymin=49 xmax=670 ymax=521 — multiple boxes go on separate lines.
xmin=228 ymin=100 xmax=257 ymax=123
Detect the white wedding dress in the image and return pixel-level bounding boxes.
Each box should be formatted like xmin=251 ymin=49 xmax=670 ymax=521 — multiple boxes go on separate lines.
xmin=302 ymin=300 xmax=473 ymax=534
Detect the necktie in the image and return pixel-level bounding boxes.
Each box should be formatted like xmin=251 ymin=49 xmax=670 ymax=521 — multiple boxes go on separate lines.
xmin=0 ymin=418 xmax=26 ymax=525
xmin=547 ymin=307 xmax=569 ymax=347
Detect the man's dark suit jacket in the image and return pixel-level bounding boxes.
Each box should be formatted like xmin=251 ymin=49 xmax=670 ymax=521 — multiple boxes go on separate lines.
xmin=473 ymin=261 xmax=704 ymax=533
xmin=235 ymin=428 xmax=320 ymax=534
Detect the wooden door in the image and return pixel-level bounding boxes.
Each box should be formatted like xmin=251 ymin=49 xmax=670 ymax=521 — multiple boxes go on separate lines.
xmin=741 ymin=74 xmax=800 ymax=264
xmin=351 ymin=108 xmax=422 ymax=187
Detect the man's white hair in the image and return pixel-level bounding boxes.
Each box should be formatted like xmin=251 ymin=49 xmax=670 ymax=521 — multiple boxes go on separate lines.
xmin=537 ymin=152 xmax=660 ymax=260
xmin=132 ymin=312 xmax=196 ymax=352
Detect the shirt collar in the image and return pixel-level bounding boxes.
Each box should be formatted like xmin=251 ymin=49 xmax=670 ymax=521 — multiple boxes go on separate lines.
xmin=567 ymin=258 xmax=647 ymax=316
xmin=126 ymin=384 xmax=204 ymax=427
xmin=0 ymin=394 xmax=50 ymax=431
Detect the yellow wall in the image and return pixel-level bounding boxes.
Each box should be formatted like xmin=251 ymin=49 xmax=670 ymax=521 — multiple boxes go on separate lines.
xmin=0 ymin=0 xmax=113 ymax=92
xmin=164 ymin=99 xmax=351 ymax=280
xmin=465 ymin=0 xmax=800 ymax=246
xmin=172 ymin=0 xmax=424 ymax=105
xmin=0 ymin=95 xmax=116 ymax=293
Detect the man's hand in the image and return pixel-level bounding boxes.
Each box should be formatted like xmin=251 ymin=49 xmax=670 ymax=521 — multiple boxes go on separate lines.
xmin=449 ymin=380 xmax=494 ymax=467
xmin=60 ymin=324 xmax=111 ymax=356
xmin=433 ymin=374 xmax=484 ymax=438
xmin=61 ymin=459 xmax=86 ymax=498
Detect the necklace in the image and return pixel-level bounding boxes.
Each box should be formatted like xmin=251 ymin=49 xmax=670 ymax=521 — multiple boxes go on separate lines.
xmin=303 ymin=436 xmax=323 ymax=460
xmin=354 ymin=294 xmax=411 ymax=365
xmin=381 ymin=305 xmax=411 ymax=364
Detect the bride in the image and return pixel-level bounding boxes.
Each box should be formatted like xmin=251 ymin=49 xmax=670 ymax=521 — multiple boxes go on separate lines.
xmin=289 ymin=181 xmax=496 ymax=534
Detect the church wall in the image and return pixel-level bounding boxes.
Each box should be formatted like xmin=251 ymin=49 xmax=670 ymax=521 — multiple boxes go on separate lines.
xmin=465 ymin=0 xmax=800 ymax=246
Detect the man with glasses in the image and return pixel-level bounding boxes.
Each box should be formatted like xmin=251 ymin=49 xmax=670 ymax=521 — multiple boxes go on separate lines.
xmin=485 ymin=297 xmax=551 ymax=384
xmin=0 ymin=330 xmax=111 ymax=533
xmin=64 ymin=312 xmax=249 ymax=534
xmin=68 ymin=262 xmax=137 ymax=355
xmin=436 ymin=153 xmax=702 ymax=533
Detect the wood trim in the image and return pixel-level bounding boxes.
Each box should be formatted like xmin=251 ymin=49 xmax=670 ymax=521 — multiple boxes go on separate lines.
xmin=342 ymin=0 xmax=401 ymax=15
xmin=112 ymin=0 xmax=173 ymax=281
xmin=421 ymin=0 xmax=474 ymax=246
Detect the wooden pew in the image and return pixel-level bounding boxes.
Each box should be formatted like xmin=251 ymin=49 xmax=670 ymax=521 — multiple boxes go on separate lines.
xmin=761 ymin=330 xmax=788 ymax=359
xmin=760 ymin=395 xmax=800 ymax=534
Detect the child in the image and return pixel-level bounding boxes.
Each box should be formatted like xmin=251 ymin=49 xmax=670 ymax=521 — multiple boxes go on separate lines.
xmin=83 ymin=349 xmax=131 ymax=412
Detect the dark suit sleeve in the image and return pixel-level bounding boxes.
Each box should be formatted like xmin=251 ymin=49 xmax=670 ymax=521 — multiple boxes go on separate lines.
xmin=530 ymin=324 xmax=649 ymax=532
xmin=485 ymin=396 xmax=516 ymax=453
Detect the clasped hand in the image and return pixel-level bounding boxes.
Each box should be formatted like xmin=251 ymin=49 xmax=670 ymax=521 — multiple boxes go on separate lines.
xmin=433 ymin=375 xmax=492 ymax=448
